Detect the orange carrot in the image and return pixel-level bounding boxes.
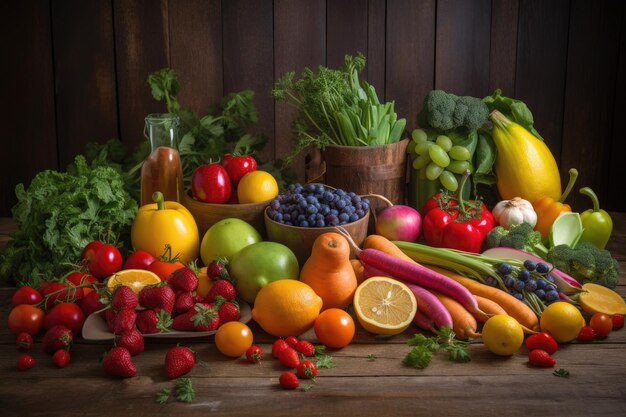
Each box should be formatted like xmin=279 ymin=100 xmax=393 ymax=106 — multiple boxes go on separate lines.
xmin=473 ymin=295 xmax=507 ymax=323
xmin=350 ymin=259 xmax=366 ymax=285
xmin=431 ymin=290 xmax=480 ymax=339
xmin=364 ymin=235 xmax=417 ymax=264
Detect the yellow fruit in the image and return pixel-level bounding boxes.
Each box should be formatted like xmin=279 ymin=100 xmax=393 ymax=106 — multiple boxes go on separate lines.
xmin=196 ymin=267 xmax=213 ymax=297
xmin=237 ymin=171 xmax=279 ymax=204
xmin=490 ymin=110 xmax=562 ymax=202
xmin=106 ymin=269 xmax=161 ymax=294
xmin=540 ymin=301 xmax=585 ymax=343
xmin=251 ymin=280 xmax=322 ymax=337
xmin=353 ymin=276 xmax=417 ymax=335
xmin=578 ymin=283 xmax=626 ymax=315
xmin=481 ymin=315 xmax=524 ymax=356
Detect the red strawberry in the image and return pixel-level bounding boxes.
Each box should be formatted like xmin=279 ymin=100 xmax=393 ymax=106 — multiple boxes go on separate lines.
xmin=279 ymin=371 xmax=299 ymax=389
xmin=272 ymin=339 xmax=290 ymax=358
xmin=42 ymin=325 xmax=73 ymax=353
xmin=81 ymin=290 xmax=106 ymax=317
xmin=296 ymin=360 xmax=318 ymax=379
xmin=295 ymin=340 xmax=315 ymax=357
xmin=205 ymin=280 xmax=236 ymax=303
xmin=103 ymin=309 xmax=116 ymax=332
xmin=115 ymin=328 xmax=145 ymax=356
xmin=113 ymin=308 xmax=137 ymax=335
xmin=278 ymin=347 xmax=301 ymax=369
xmin=53 ymin=349 xmax=71 ymax=368
xmin=102 ymin=346 xmax=137 ymax=378
xmin=169 ymin=267 xmax=199 ymax=292
xmin=175 ymin=291 xmax=196 ymax=315
xmin=528 ymin=349 xmax=556 ymax=367
xmin=524 ymin=332 xmax=558 ymax=354
xmin=164 ymin=346 xmax=196 ymax=379
xmin=207 ymin=259 xmax=229 ymax=280
xmin=612 ymin=314 xmax=625 ymax=330
xmin=172 ymin=303 xmax=220 ymax=331
xmin=245 ymin=345 xmax=263 ymax=363
xmin=577 ymin=325 xmax=597 ymax=342
xmin=16 ymin=332 xmax=33 ymax=351
xmin=17 ymin=354 xmax=35 ymax=371
xmin=218 ymin=300 xmax=240 ymax=323
xmin=285 ymin=336 xmax=299 ymax=348
xmin=139 ymin=284 xmax=175 ymax=314
xmin=111 ymin=286 xmax=138 ymax=311
xmin=136 ymin=309 xmax=172 ymax=334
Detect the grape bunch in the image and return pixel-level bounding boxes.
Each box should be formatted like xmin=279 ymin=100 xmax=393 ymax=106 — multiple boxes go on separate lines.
xmin=485 ymin=260 xmax=561 ymax=307
xmin=267 ymin=183 xmax=370 ymax=228
xmin=407 ymin=128 xmax=472 ymax=192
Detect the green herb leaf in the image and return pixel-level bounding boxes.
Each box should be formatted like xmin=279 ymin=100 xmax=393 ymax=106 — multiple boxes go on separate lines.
xmin=367 ymin=354 xmax=377 ymax=362
xmin=175 ymin=378 xmax=195 ymax=403
xmin=407 ymin=333 xmax=440 ymax=352
xmin=155 ymin=389 xmax=171 ymax=405
xmin=403 ymin=346 xmax=433 ymax=369
xmin=553 ymin=368 xmax=570 ymax=378
xmin=299 ymin=383 xmax=315 ymax=392
xmin=315 ymin=354 xmax=336 ymax=369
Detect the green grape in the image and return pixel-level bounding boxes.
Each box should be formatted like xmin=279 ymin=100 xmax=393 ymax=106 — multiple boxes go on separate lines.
xmin=425 ymin=162 xmax=444 ymax=181
xmin=407 ymin=141 xmax=417 ymax=155
xmin=411 ymin=129 xmax=428 ymax=143
xmin=412 ymin=154 xmax=431 ymax=170
xmin=448 ymin=145 xmax=471 ymax=161
xmin=447 ymin=160 xmax=471 ymax=174
xmin=435 ymin=135 xmax=453 ymax=152
xmin=415 ymin=141 xmax=434 ymax=155
xmin=440 ymin=170 xmax=458 ymax=192
xmin=428 ymin=144 xmax=450 ymax=168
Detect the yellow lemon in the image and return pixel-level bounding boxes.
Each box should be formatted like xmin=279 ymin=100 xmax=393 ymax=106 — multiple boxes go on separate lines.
xmin=106 ymin=269 xmax=161 ymax=294
xmin=237 ymin=171 xmax=278 ymax=203
xmin=540 ymin=301 xmax=584 ymax=343
xmin=481 ymin=314 xmax=524 ymax=356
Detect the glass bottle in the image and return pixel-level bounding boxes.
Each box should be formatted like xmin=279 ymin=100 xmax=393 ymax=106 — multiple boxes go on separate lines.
xmin=140 ymin=113 xmax=184 ymax=206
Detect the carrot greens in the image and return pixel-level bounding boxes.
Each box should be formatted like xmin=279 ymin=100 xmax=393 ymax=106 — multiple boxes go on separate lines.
xmin=403 ymin=327 xmax=470 ymax=369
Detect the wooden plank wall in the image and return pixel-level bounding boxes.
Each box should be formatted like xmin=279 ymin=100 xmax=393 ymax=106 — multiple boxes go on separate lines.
xmin=2 ymin=0 xmax=625 ymax=216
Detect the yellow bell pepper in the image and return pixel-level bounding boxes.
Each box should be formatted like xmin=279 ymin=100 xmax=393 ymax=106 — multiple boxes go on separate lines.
xmin=131 ymin=191 xmax=200 ymax=263
xmin=532 ymin=168 xmax=578 ymax=240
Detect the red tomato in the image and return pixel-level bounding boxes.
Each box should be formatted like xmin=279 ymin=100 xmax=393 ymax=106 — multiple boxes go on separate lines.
xmin=191 ymin=163 xmax=232 ymax=203
xmin=81 ymin=240 xmax=103 ymax=261
xmin=124 ymin=250 xmax=157 ymax=270
xmin=314 ymin=308 xmax=355 ymax=349
xmin=147 ymin=260 xmax=185 ymax=281
xmin=11 ymin=286 xmax=43 ymax=307
xmin=40 ymin=282 xmax=84 ymax=309
xmin=590 ymin=313 xmax=613 ymax=337
xmin=8 ymin=304 xmax=45 ymax=335
xmin=44 ymin=303 xmax=86 ymax=334
xmin=222 ymin=154 xmax=257 ymax=187
xmin=88 ymin=243 xmax=123 ymax=279
xmin=66 ymin=272 xmax=98 ymax=295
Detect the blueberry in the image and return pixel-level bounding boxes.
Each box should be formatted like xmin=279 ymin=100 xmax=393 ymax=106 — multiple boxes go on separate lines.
xmin=306 ymin=205 xmax=318 ymax=214
xmin=336 ymin=189 xmax=346 ymax=196
xmin=305 ymin=184 xmax=316 ymax=193
xmin=485 ymin=277 xmax=498 ymax=287
xmin=545 ymin=290 xmax=559 ymax=302
xmin=305 ymin=196 xmax=316 ymax=205
xmin=336 ymin=199 xmax=347 ymax=209
xmin=497 ymin=263 xmax=513 ymax=275
xmin=297 ymin=214 xmax=306 ymax=222
xmin=355 ymin=209 xmax=365 ymax=218
xmin=518 ymin=270 xmax=530 ymax=282
xmin=270 ymin=199 xmax=280 ymax=210
xmin=308 ymin=214 xmax=317 ymax=223
xmin=534 ymin=289 xmax=546 ymax=300
xmin=299 ymin=200 xmax=308 ymax=209
xmin=291 ymin=210 xmax=299 ymax=220
xmin=523 ymin=260 xmax=537 ymax=271
xmin=361 ymin=202 xmax=370 ymax=211
xmin=338 ymin=213 xmax=349 ymax=222
xmin=511 ymin=291 xmax=524 ymax=301
xmin=326 ymin=214 xmax=339 ymax=226
xmin=513 ymin=280 xmax=526 ymax=292
xmin=349 ymin=213 xmax=359 ymax=223
xmin=546 ymin=274 xmax=555 ymax=283
xmin=536 ymin=279 xmax=547 ymax=290
xmin=300 ymin=220 xmax=310 ymax=228
xmin=503 ymin=275 xmax=515 ymax=288
xmin=536 ymin=263 xmax=550 ymax=274
xmin=315 ymin=220 xmax=326 ymax=227
xmin=330 ymin=209 xmax=339 ymax=216
xmin=347 ymin=191 xmax=356 ymax=198
xmin=323 ymin=191 xmax=334 ymax=202
xmin=351 ymin=195 xmax=361 ymax=204
xmin=283 ymin=213 xmax=291 ymax=221
xmin=320 ymin=206 xmax=330 ymax=215
xmin=274 ymin=212 xmax=283 ymax=222
xmin=354 ymin=202 xmax=363 ymax=210
xmin=524 ymin=280 xmax=538 ymax=292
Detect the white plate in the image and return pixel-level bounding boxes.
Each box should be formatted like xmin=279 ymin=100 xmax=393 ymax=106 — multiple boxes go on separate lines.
xmin=81 ymin=300 xmax=252 ymax=341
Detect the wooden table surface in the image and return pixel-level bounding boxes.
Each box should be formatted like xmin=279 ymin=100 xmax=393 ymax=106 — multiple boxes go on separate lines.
xmin=1 ymin=215 xmax=625 ymax=417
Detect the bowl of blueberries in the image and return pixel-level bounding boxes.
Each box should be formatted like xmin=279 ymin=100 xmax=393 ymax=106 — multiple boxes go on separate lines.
xmin=264 ymin=183 xmax=371 ymax=265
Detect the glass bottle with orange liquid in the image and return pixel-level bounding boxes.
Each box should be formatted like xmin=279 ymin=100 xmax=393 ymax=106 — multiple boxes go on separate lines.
xmin=140 ymin=113 xmax=184 ymax=206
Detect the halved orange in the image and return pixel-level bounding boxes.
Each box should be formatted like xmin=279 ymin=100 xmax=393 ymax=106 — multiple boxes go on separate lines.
xmin=353 ymin=276 xmax=417 ymax=335
xmin=106 ymin=269 xmax=161 ymax=294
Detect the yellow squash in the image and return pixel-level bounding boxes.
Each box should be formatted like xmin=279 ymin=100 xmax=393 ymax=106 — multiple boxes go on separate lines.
xmin=490 ymin=110 xmax=561 ymax=202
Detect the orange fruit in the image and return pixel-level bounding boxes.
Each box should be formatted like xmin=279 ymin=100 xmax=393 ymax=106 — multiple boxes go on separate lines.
xmin=237 ymin=171 xmax=278 ymax=204
xmin=251 ymin=280 xmax=322 ymax=337
xmin=215 ymin=322 xmax=253 ymax=358
xmin=314 ymin=308 xmax=355 ymax=349
xmin=106 ymin=269 xmax=161 ymax=294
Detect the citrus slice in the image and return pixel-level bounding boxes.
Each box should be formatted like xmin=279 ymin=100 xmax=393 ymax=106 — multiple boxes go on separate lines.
xmin=353 ymin=276 xmax=417 ymax=335
xmin=578 ymin=283 xmax=626 ymax=315
xmin=106 ymin=269 xmax=161 ymax=294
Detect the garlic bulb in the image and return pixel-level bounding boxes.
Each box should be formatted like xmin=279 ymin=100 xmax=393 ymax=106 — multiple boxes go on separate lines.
xmin=492 ymin=197 xmax=537 ymax=229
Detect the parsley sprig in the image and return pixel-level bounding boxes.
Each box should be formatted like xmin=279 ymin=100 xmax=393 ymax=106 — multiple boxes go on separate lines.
xmin=403 ymin=327 xmax=471 ymax=369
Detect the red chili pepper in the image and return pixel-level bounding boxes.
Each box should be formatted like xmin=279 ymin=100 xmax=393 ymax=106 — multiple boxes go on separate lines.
xmin=422 ymin=171 xmax=494 ymax=253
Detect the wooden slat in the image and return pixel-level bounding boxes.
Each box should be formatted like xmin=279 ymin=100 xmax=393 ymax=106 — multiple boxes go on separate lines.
xmin=367 ymin=0 xmax=386 ymax=94
xmin=326 ymin=0 xmax=368 ymax=69
xmin=489 ymin=0 xmax=519 ymax=95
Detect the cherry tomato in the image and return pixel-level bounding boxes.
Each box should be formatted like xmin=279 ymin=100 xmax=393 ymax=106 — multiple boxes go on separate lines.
xmin=8 ymin=304 xmax=45 ymax=335
xmin=11 ymin=286 xmax=43 ymax=307
xmin=88 ymin=243 xmax=123 ymax=279
xmin=81 ymin=240 xmax=103 ymax=261
xmin=222 ymin=154 xmax=257 ymax=187
xmin=612 ymin=314 xmax=625 ymax=330
xmin=314 ymin=308 xmax=355 ymax=349
xmin=44 ymin=303 xmax=86 ymax=334
xmin=215 ymin=322 xmax=253 ymax=357
xmin=124 ymin=250 xmax=157 ymax=270
xmin=147 ymin=260 xmax=185 ymax=281
xmin=191 ymin=163 xmax=231 ymax=203
xmin=40 ymin=282 xmax=84 ymax=309
xmin=66 ymin=272 xmax=98 ymax=295
xmin=589 ymin=313 xmax=613 ymax=337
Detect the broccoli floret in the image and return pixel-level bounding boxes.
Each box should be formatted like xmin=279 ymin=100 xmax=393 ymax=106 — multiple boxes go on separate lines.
xmin=547 ymin=242 xmax=619 ymax=289
xmin=418 ymin=90 xmax=489 ymax=131
xmin=483 ymin=222 xmax=549 ymax=258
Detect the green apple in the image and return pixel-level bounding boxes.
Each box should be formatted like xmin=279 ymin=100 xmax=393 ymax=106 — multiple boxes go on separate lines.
xmin=200 ymin=218 xmax=261 ymax=265
xmin=230 ymin=241 xmax=300 ymax=304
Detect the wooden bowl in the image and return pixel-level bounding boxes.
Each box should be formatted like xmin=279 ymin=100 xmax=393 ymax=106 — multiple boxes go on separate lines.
xmin=264 ymin=207 xmax=370 ymax=266
xmin=183 ymin=192 xmax=269 ymax=238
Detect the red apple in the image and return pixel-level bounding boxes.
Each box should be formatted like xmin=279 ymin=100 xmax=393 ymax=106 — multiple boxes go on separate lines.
xmin=375 ymin=205 xmax=422 ymax=242
xmin=191 ymin=163 xmax=232 ymax=203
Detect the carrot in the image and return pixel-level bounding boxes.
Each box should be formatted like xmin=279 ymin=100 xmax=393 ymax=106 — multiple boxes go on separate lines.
xmin=350 ymin=259 xmax=366 ymax=285
xmin=431 ymin=290 xmax=480 ymax=339
xmin=473 ymin=295 xmax=507 ymax=323
xmin=405 ymin=282 xmax=453 ymax=331
xmin=364 ymin=235 xmax=417 ymax=264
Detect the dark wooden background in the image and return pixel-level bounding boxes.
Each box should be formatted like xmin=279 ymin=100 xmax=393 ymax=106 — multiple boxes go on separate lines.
xmin=2 ymin=0 xmax=625 ymax=217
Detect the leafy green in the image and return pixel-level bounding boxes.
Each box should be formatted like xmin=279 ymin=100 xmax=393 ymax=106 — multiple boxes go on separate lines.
xmin=366 ymin=354 xmax=377 ymax=361
xmin=175 ymin=378 xmax=195 ymax=403
xmin=403 ymin=327 xmax=471 ymax=369
xmin=155 ymin=389 xmax=171 ymax=404
xmin=483 ymin=89 xmax=543 ymax=139
xmin=553 ymin=368 xmax=570 ymax=378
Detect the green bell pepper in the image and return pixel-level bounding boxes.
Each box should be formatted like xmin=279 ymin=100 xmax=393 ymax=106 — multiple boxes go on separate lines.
xmin=579 ymin=187 xmax=612 ymax=249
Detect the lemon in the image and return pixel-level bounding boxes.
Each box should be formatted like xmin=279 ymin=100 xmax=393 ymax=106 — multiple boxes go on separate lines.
xmin=540 ymin=301 xmax=584 ymax=343
xmin=237 ymin=171 xmax=279 ymax=203
xmin=251 ymin=280 xmax=322 ymax=337
xmin=481 ymin=315 xmax=524 ymax=356
xmin=353 ymin=276 xmax=417 ymax=335
xmin=106 ymin=269 xmax=161 ymax=294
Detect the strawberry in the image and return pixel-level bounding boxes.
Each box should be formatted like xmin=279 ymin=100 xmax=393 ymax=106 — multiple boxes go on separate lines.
xmin=80 ymin=289 xmax=106 ymax=317
xmin=16 ymin=332 xmax=33 ymax=351
xmin=528 ymin=349 xmax=556 ymax=367
xmin=285 ymin=336 xmax=299 ymax=348
xmin=17 ymin=354 xmax=35 ymax=371
xmin=115 ymin=328 xmax=145 ymax=356
xmin=53 ymin=349 xmax=71 ymax=368
xmin=577 ymin=325 xmax=597 ymax=342
xmin=42 ymin=325 xmax=73 ymax=353
xmin=295 ymin=340 xmax=315 ymax=357
xmin=217 ymin=300 xmax=240 ymax=323
xmin=169 ymin=267 xmax=199 ymax=292
xmin=279 ymin=371 xmax=299 ymax=389
xmin=111 ymin=285 xmax=138 ymax=311
xmin=113 ymin=308 xmax=137 ymax=335
xmin=206 ymin=258 xmax=229 ymax=280
xmin=175 ymin=291 xmax=196 ymax=315
xmin=278 ymin=347 xmax=300 ymax=369
xmin=136 ymin=309 xmax=172 ymax=334
xmin=524 ymin=332 xmax=558 ymax=354
xmin=172 ymin=303 xmax=220 ymax=331
xmin=102 ymin=346 xmax=137 ymax=378
xmin=612 ymin=314 xmax=625 ymax=330
xmin=272 ymin=339 xmax=290 ymax=358
xmin=103 ymin=309 xmax=116 ymax=332
xmin=296 ymin=360 xmax=318 ymax=379
xmin=245 ymin=345 xmax=263 ymax=363
xmin=139 ymin=284 xmax=175 ymax=314
xmin=205 ymin=280 xmax=236 ymax=303
xmin=164 ymin=346 xmax=196 ymax=379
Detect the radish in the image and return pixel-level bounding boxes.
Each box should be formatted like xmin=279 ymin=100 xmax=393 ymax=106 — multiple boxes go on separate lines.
xmin=413 ymin=310 xmax=438 ymax=334
xmin=373 ymin=195 xmax=422 ymax=242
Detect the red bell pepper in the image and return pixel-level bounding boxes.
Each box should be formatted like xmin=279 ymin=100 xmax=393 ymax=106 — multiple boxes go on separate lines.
xmin=422 ymin=171 xmax=494 ymax=253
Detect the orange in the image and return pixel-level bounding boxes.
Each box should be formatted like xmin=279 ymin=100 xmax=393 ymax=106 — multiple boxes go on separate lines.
xmin=251 ymin=279 xmax=322 ymax=337
xmin=106 ymin=269 xmax=161 ymax=294
xmin=237 ymin=171 xmax=278 ymax=204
